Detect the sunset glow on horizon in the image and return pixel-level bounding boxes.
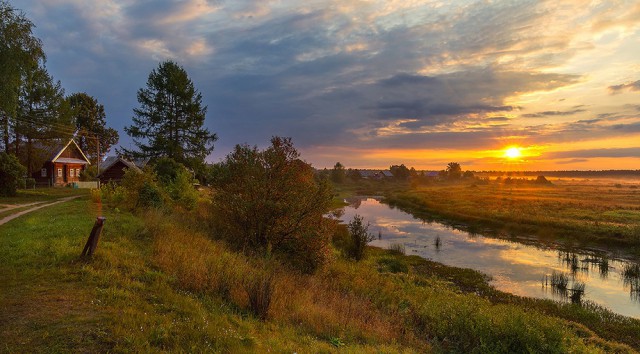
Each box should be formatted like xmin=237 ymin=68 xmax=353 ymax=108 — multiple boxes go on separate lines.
xmin=18 ymin=0 xmax=640 ymax=171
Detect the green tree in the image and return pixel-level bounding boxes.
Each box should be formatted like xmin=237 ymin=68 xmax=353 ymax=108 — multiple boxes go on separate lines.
xmin=122 ymin=61 xmax=217 ymax=174
xmin=17 ymin=65 xmax=73 ymax=174
xmin=211 ymin=137 xmax=333 ymax=272
xmin=446 ymin=162 xmax=462 ymax=179
xmin=68 ymin=92 xmax=119 ymax=165
xmin=390 ymin=164 xmax=411 ymax=180
xmin=0 ymin=1 xmax=44 ymax=152
xmin=331 ymin=161 xmax=346 ymax=183
xmin=0 ymin=152 xmax=26 ymax=196
xmin=347 ymin=214 xmax=374 ymax=261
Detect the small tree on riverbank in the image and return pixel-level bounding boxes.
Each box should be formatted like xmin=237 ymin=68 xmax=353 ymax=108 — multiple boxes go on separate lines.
xmin=347 ymin=214 xmax=374 ymax=261
xmin=211 ymin=137 xmax=333 ymax=272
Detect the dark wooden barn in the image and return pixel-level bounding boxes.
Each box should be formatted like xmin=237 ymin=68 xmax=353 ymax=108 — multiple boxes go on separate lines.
xmin=97 ymin=157 xmax=148 ymax=184
xmin=32 ymin=139 xmax=91 ymax=187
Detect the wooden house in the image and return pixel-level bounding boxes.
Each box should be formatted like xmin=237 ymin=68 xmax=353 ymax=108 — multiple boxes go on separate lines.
xmin=97 ymin=156 xmax=148 ymax=184
xmin=33 ymin=139 xmax=91 ymax=187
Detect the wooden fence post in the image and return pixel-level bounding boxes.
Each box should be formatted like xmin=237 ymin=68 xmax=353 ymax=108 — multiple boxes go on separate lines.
xmin=81 ymin=216 xmax=106 ymax=258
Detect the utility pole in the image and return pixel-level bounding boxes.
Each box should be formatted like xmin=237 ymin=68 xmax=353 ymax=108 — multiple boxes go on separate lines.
xmin=96 ymin=134 xmax=100 ymax=172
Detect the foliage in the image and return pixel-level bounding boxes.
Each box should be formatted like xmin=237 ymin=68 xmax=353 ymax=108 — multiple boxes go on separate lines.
xmin=122 ymin=60 xmax=217 ymax=174
xmin=390 ymin=164 xmax=410 ymax=180
xmin=0 ymin=152 xmax=27 ymax=196
xmin=463 ymin=170 xmax=475 ymax=178
xmin=79 ymin=165 xmax=98 ymax=181
xmin=0 ymin=1 xmax=44 ymax=152
xmin=16 ymin=64 xmax=73 ymax=173
xmin=347 ymin=214 xmax=374 ymax=261
xmin=211 ymin=137 xmax=333 ymax=272
xmin=330 ymin=161 xmax=345 ymax=184
xmin=153 ymin=157 xmax=198 ymax=209
xmin=446 ymin=162 xmax=462 ymax=179
xmin=68 ymin=92 xmax=119 ymax=164
xmin=346 ymin=168 xmax=361 ymax=181
xmin=110 ymin=167 xmax=166 ymax=210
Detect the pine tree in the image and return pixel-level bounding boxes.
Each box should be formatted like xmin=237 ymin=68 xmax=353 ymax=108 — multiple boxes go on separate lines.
xmin=122 ymin=61 xmax=217 ymax=173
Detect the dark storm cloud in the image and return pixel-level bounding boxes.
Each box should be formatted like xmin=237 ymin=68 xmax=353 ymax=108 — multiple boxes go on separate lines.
xmin=521 ymin=109 xmax=587 ymax=118
xmin=609 ymin=80 xmax=640 ymax=94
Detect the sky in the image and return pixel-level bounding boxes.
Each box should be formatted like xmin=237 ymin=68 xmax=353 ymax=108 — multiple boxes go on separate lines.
xmin=15 ymin=0 xmax=640 ymax=170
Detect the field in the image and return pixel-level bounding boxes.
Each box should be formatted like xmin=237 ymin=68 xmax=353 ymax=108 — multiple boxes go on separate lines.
xmin=382 ymin=178 xmax=640 ymax=255
xmin=2 ymin=188 xmax=640 ymax=352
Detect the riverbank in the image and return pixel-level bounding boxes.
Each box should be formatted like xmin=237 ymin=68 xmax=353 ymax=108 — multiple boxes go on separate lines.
xmin=1 ymin=188 xmax=639 ymax=352
xmin=338 ymin=179 xmax=640 ymax=256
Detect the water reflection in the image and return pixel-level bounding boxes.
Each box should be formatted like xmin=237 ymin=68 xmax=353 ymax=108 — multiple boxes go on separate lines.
xmin=339 ymin=197 xmax=640 ymax=318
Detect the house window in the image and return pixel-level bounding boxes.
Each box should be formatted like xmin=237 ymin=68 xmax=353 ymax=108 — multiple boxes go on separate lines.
xmin=57 ymin=168 xmax=62 ymax=177
xmin=70 ymin=169 xmax=74 ymax=177
xmin=41 ymin=168 xmax=47 ymax=177
xmin=76 ymin=168 xmax=81 ymax=177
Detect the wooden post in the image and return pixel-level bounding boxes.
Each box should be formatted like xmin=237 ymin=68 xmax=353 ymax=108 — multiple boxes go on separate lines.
xmin=81 ymin=216 xmax=106 ymax=258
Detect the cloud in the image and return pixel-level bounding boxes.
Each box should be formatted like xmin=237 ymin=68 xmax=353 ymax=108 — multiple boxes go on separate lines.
xmin=608 ymin=80 xmax=640 ymax=94
xmin=16 ymin=0 xmax=640 ymax=169
xmin=548 ymin=147 xmax=640 ymax=159
xmin=521 ymin=109 xmax=587 ymax=118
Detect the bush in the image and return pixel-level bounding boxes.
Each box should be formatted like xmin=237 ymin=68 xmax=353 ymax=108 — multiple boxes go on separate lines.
xmin=347 ymin=214 xmax=374 ymax=261
xmin=80 ymin=165 xmax=98 ymax=181
xmin=24 ymin=177 xmax=36 ymax=188
xmin=0 ymin=152 xmax=27 ymax=196
xmin=116 ymin=167 xmax=166 ymax=210
xmin=211 ymin=137 xmax=333 ymax=273
xmin=154 ymin=157 xmax=198 ymax=209
xmin=243 ymin=267 xmax=275 ymax=321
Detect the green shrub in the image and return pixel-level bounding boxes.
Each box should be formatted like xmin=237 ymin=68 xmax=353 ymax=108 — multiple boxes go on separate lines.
xmin=138 ymin=181 xmax=164 ymax=209
xmin=211 ymin=137 xmax=333 ymax=273
xmin=0 ymin=152 xmax=27 ymax=196
xmin=24 ymin=178 xmax=36 ymax=188
xmin=347 ymin=214 xmax=374 ymax=261
xmin=116 ymin=167 xmax=166 ymax=210
xmin=154 ymin=157 xmax=198 ymax=209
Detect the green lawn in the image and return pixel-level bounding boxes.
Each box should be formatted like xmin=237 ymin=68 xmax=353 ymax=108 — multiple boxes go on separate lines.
xmin=0 ymin=187 xmax=89 ymax=205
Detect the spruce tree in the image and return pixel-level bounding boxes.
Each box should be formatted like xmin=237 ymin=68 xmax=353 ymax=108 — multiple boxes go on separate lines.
xmin=122 ymin=61 xmax=217 ymax=172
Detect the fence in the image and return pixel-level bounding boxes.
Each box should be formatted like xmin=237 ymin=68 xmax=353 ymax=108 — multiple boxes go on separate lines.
xmin=74 ymin=181 xmax=100 ymax=189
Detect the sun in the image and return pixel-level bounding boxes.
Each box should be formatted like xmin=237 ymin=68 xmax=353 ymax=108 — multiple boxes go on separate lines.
xmin=504 ymin=147 xmax=522 ymax=159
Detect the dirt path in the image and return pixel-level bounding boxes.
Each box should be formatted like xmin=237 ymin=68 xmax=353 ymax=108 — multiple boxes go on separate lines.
xmin=0 ymin=196 xmax=82 ymax=226
xmin=0 ymin=201 xmax=45 ymax=213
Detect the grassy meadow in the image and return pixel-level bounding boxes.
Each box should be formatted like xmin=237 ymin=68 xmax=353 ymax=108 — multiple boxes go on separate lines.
xmin=2 ymin=187 xmax=640 ymax=352
xmin=346 ymin=178 xmax=640 ymax=254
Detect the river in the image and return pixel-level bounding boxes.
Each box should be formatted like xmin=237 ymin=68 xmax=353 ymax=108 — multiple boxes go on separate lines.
xmin=339 ymin=197 xmax=640 ymax=318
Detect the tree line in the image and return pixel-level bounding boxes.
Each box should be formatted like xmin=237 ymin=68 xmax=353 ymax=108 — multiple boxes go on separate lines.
xmin=0 ymin=1 xmax=118 ymax=175
xmin=1 ymin=2 xmax=216 ymax=183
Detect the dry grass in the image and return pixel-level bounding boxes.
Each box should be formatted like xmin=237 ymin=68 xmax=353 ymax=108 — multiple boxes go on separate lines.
xmin=387 ymin=181 xmax=640 ymax=249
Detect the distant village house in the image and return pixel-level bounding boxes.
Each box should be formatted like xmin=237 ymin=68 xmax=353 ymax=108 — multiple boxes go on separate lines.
xmin=97 ymin=156 xmax=148 ymax=185
xmin=357 ymin=170 xmax=394 ymax=180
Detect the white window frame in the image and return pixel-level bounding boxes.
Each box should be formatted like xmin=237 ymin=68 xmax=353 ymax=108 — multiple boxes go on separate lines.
xmin=57 ymin=168 xmax=62 ymax=177
xmin=41 ymin=168 xmax=47 ymax=177
xmin=76 ymin=168 xmax=81 ymax=176
xmin=70 ymin=169 xmax=74 ymax=177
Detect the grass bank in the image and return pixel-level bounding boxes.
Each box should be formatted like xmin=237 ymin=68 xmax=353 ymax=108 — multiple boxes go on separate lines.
xmin=380 ymin=182 xmax=640 ymax=253
xmin=3 ymin=192 xmax=639 ymax=352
